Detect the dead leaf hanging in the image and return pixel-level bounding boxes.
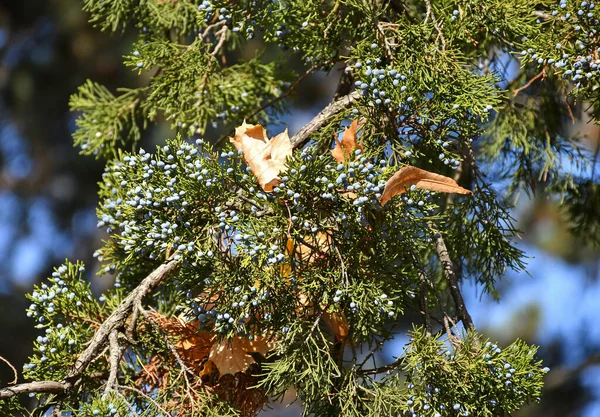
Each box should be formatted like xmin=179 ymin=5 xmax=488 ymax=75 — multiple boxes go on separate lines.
xmin=331 ymin=120 xmax=363 ymax=163
xmin=149 ymin=312 xmax=213 ymax=372
xmin=208 ymin=335 xmax=272 ymax=376
xmin=230 ymin=121 xmax=292 ymax=191
xmin=380 ymin=166 xmax=471 ymax=206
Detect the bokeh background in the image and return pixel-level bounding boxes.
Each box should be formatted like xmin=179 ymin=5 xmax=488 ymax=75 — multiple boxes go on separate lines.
xmin=0 ymin=1 xmax=599 ymax=416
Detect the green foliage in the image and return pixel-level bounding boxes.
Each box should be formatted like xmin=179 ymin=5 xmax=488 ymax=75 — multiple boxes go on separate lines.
xmin=0 ymin=397 xmax=28 ymax=417
xmin=6 ymin=0 xmax=600 ymax=415
xmin=96 ymin=137 xmax=424 ymax=341
xmin=82 ymin=0 xmax=201 ymax=34
xmin=70 ymin=81 xmax=147 ymax=158
xmin=372 ymin=327 xmax=545 ymax=417
xmin=23 ymin=262 xmax=104 ymax=383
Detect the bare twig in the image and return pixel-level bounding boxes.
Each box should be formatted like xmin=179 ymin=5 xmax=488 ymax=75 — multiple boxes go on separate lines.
xmin=432 ymin=230 xmax=475 ymax=331
xmin=443 ymin=314 xmax=463 ymax=347
xmin=513 ymin=68 xmax=546 ymax=97
xmin=360 ymin=356 xmax=402 ymax=375
xmin=200 ymin=20 xmax=227 ymax=41
xmin=424 ymin=0 xmax=446 ymax=50
xmin=333 ymin=244 xmax=348 ymax=288
xmin=118 ymin=385 xmax=172 ymax=416
xmin=533 ymin=10 xmax=566 ymax=21
xmin=304 ymin=311 xmax=324 ymax=344
xmin=445 ymin=314 xmax=461 ymax=338
xmin=290 ymin=90 xmax=361 ymax=149
xmin=0 ymin=381 xmax=68 ymax=399
xmin=0 ymin=355 xmax=18 ymax=385
xmin=104 ymin=330 xmax=121 ymax=396
xmin=244 ymin=65 xmax=320 ymax=121
xmin=377 ymin=22 xmax=395 ymax=61
xmin=210 ymin=26 xmax=228 ymax=56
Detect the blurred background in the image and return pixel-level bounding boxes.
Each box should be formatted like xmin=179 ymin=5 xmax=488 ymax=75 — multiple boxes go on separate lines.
xmin=0 ymin=1 xmax=599 ymax=416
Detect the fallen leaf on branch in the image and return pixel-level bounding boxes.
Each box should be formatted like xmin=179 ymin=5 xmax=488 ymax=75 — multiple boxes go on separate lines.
xmin=230 ymin=121 xmax=292 ymax=191
xmin=380 ymin=166 xmax=471 ymax=206
xmin=331 ymin=120 xmax=363 ymax=163
xmin=208 ymin=335 xmax=272 ymax=376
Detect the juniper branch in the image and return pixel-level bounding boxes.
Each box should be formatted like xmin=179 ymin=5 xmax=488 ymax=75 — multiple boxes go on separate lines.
xmin=104 ymin=330 xmax=121 ymax=395
xmin=65 ymin=257 xmax=179 ymax=383
xmin=432 ymin=231 xmax=475 ymax=331
xmin=290 ymin=90 xmax=361 ymax=149
xmin=0 ymin=381 xmax=69 ymax=399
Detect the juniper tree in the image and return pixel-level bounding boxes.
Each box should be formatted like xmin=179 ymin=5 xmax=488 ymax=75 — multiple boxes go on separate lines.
xmin=1 ymin=0 xmax=599 ymax=416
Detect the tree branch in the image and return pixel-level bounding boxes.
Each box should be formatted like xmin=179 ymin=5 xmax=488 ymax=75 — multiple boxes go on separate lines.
xmin=290 ymin=91 xmax=361 ymax=149
xmin=104 ymin=330 xmax=121 ymax=395
xmin=424 ymin=0 xmax=446 ymax=50
xmin=244 ymin=65 xmax=321 ymax=122
xmin=0 ymin=355 xmax=18 ymax=385
xmin=65 ymin=257 xmax=179 ymax=383
xmin=0 ymin=381 xmax=69 ymax=399
xmin=137 ymin=305 xmax=195 ymax=376
xmin=360 ymin=356 xmax=402 ymax=375
xmin=513 ymin=68 xmax=546 ymax=97
xmin=0 ymin=258 xmax=179 ymax=400
xmin=432 ymin=230 xmax=475 ymax=331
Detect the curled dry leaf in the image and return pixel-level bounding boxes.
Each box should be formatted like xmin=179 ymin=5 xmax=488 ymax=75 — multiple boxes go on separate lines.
xmin=331 ymin=119 xmax=363 ymax=163
xmin=208 ymin=335 xmax=272 ymax=376
xmin=230 ymin=121 xmax=292 ymax=191
xmin=380 ymin=166 xmax=471 ymax=206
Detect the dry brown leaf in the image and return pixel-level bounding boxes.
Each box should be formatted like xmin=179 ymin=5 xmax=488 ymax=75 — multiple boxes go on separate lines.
xmin=380 ymin=166 xmax=471 ymax=206
xmin=286 ymin=231 xmax=333 ymax=264
xmin=208 ymin=336 xmax=272 ymax=376
xmin=150 ymin=312 xmax=213 ymax=371
xmin=230 ymin=121 xmax=292 ymax=191
xmin=322 ymin=311 xmax=349 ymax=341
xmin=331 ymin=120 xmax=363 ymax=163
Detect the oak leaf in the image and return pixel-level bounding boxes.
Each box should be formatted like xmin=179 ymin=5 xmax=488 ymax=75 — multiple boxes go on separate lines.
xmin=230 ymin=121 xmax=292 ymax=191
xmin=380 ymin=166 xmax=471 ymax=206
xmin=331 ymin=120 xmax=363 ymax=163
xmin=208 ymin=336 xmax=272 ymax=376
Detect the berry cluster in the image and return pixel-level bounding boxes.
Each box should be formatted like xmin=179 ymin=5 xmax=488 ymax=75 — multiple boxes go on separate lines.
xmin=24 ymin=263 xmax=100 ymax=382
xmin=400 ymin=329 xmax=547 ymax=417
xmin=522 ymin=1 xmax=600 ymax=90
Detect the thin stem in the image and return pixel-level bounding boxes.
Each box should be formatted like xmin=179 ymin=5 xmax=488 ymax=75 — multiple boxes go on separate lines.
xmin=432 ymin=229 xmax=475 ymax=331
xmin=0 ymin=355 xmax=18 ymax=385
xmin=65 ymin=257 xmax=179 ymax=384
